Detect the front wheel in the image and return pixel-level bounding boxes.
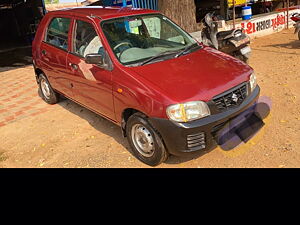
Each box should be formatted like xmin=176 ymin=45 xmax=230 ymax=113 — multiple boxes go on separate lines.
xmin=126 ymin=113 xmax=169 ymax=166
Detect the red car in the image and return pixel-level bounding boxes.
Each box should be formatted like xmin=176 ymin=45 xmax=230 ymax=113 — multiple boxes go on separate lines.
xmin=32 ymin=7 xmax=260 ymax=166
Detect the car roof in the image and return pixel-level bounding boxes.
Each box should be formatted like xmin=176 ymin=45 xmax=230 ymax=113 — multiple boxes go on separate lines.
xmin=48 ymin=6 xmax=159 ymax=20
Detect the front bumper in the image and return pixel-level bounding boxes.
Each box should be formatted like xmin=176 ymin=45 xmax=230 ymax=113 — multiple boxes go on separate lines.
xmin=149 ymin=85 xmax=260 ymax=157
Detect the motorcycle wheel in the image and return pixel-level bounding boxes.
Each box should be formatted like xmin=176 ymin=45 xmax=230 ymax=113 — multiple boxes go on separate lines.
xmin=236 ymin=55 xmax=249 ymax=64
xmin=243 ymin=57 xmax=249 ymax=64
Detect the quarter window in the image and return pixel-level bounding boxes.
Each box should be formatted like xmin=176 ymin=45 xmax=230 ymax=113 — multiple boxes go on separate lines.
xmin=46 ymin=17 xmax=71 ymax=50
xmin=73 ymin=20 xmax=103 ymax=58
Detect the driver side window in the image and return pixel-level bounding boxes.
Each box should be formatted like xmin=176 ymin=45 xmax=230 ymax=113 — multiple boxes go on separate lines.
xmin=73 ymin=20 xmax=103 ymax=58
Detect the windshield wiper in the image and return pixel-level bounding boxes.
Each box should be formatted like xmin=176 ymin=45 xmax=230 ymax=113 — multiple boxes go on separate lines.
xmin=175 ymin=43 xmax=200 ymax=58
xmin=138 ymin=50 xmax=179 ymax=66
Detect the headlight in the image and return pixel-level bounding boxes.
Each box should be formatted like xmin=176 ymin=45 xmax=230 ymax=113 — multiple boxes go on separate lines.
xmin=166 ymin=101 xmax=210 ymax=123
xmin=250 ymin=73 xmax=257 ymax=92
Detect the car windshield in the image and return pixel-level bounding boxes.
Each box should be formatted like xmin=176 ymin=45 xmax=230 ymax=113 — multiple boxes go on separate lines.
xmin=101 ymin=14 xmax=199 ymax=66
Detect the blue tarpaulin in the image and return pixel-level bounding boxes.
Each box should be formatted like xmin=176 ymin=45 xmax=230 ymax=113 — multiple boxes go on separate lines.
xmin=131 ymin=0 xmax=158 ymax=10
xmin=103 ymin=0 xmax=158 ymax=10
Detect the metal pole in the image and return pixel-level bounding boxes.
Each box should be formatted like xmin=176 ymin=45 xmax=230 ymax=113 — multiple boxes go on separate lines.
xmin=287 ymin=0 xmax=289 ymax=29
xmin=233 ymin=0 xmax=236 ymax=29
xmin=41 ymin=0 xmax=47 ymax=14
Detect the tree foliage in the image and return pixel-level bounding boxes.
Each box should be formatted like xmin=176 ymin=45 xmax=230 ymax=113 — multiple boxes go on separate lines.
xmin=45 ymin=0 xmax=60 ymax=4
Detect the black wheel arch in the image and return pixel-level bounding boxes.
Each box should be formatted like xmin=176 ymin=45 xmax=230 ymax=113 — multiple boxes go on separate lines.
xmin=121 ymin=108 xmax=141 ymax=137
xmin=121 ymin=108 xmax=160 ymax=138
xmin=34 ymin=67 xmax=45 ymax=84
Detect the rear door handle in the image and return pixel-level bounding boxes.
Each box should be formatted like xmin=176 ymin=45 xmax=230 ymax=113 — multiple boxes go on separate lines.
xmin=41 ymin=49 xmax=47 ymax=56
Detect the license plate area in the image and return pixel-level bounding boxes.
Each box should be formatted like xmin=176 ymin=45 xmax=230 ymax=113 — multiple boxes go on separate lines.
xmin=230 ymin=36 xmax=250 ymax=47
xmin=240 ymin=46 xmax=251 ymax=55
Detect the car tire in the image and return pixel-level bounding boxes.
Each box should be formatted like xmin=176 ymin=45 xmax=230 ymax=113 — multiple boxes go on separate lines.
xmin=126 ymin=112 xmax=169 ymax=166
xmin=236 ymin=55 xmax=249 ymax=64
xmin=38 ymin=73 xmax=59 ymax=104
xmin=243 ymin=57 xmax=249 ymax=64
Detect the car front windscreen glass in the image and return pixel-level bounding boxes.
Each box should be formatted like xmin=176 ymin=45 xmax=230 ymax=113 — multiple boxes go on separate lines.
xmin=101 ymin=14 xmax=198 ymax=66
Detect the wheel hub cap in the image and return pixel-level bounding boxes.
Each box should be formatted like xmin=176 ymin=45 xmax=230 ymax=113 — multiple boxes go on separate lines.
xmin=41 ymin=79 xmax=51 ymax=99
xmin=131 ymin=124 xmax=155 ymax=157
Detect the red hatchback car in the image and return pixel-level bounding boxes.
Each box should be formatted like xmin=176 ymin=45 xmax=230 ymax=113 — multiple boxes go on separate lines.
xmin=32 ymin=7 xmax=260 ymax=166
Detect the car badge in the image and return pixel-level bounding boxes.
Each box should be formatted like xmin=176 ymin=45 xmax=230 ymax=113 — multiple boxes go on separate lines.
xmin=232 ymin=93 xmax=239 ymax=103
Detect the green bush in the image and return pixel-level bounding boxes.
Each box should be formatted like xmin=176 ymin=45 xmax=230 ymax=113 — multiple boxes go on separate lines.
xmin=45 ymin=0 xmax=60 ymax=4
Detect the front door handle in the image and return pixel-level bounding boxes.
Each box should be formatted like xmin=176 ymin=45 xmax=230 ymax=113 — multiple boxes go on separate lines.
xmin=69 ymin=63 xmax=78 ymax=71
xmin=41 ymin=49 xmax=47 ymax=56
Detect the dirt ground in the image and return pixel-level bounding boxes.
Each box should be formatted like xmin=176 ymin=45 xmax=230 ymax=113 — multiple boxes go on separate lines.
xmin=0 ymin=28 xmax=299 ymax=168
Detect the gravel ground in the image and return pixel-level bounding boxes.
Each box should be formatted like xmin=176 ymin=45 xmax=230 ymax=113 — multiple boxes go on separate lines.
xmin=0 ymin=28 xmax=299 ymax=168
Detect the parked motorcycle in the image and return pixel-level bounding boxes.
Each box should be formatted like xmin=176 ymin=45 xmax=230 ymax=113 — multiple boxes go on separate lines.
xmin=201 ymin=12 xmax=251 ymax=63
xmin=291 ymin=13 xmax=300 ymax=40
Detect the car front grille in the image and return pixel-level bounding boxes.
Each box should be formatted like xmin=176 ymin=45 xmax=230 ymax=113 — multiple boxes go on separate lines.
xmin=213 ymin=83 xmax=248 ymax=112
xmin=187 ymin=132 xmax=206 ymax=150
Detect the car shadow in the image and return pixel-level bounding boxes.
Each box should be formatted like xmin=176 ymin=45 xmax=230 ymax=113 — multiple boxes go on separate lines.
xmin=57 ymin=97 xmax=131 ymax=151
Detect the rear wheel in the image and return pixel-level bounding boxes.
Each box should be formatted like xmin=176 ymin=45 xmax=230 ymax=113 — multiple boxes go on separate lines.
xmin=38 ymin=74 xmax=59 ymax=104
xmin=236 ymin=54 xmax=249 ymax=64
xmin=126 ymin=113 xmax=169 ymax=166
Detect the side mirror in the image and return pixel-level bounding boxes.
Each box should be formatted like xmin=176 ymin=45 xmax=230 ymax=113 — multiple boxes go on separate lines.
xmin=85 ymin=54 xmax=104 ymax=65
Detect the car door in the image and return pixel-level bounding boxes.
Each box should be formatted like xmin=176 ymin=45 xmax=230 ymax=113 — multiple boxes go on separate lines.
xmin=66 ymin=18 xmax=115 ymax=121
xmin=39 ymin=16 xmax=73 ymax=98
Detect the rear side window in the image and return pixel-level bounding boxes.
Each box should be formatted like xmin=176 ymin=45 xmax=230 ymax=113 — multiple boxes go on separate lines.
xmin=46 ymin=17 xmax=71 ymax=50
xmin=73 ymin=20 xmax=103 ymax=58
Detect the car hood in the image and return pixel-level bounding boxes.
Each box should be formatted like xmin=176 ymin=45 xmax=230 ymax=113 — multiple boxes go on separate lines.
xmin=128 ymin=46 xmax=253 ymax=103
